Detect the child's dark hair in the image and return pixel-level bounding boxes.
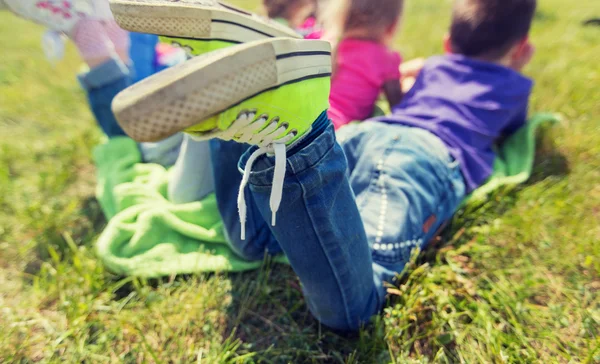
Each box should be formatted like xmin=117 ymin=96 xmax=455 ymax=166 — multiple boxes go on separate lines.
xmin=264 ymin=0 xmax=316 ymax=20
xmin=450 ymin=0 xmax=537 ymax=60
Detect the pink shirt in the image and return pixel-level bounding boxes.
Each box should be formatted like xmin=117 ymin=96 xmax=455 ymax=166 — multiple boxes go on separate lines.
xmin=328 ymin=39 xmax=402 ymax=128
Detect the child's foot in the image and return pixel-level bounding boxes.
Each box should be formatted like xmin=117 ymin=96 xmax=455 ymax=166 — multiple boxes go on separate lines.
xmin=109 ymin=0 xmax=300 ymax=56
xmin=113 ymin=38 xmax=332 ymax=235
xmin=112 ymin=37 xmax=331 ymax=143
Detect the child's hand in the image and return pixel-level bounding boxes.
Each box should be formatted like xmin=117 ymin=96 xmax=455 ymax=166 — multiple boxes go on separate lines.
xmin=511 ymin=42 xmax=535 ymax=72
xmin=399 ymin=58 xmax=424 ymax=93
xmin=400 ymin=58 xmax=425 ymax=78
xmin=402 ymin=77 xmax=416 ymax=93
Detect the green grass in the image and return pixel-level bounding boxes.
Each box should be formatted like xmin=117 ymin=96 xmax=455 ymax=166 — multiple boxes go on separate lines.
xmin=1 ymin=0 xmax=599 ymax=362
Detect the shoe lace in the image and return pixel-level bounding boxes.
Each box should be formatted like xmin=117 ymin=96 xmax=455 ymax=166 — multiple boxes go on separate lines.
xmin=222 ymin=110 xmax=298 ymax=240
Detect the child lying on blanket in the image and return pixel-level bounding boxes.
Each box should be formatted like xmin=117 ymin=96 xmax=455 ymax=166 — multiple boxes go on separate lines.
xmin=110 ymin=0 xmax=537 ymax=331
xmin=377 ymin=0 xmax=536 ymax=192
xmin=324 ymin=0 xmax=405 ymax=129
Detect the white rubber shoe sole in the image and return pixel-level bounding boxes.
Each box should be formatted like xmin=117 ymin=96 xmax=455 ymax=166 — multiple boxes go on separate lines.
xmin=112 ymin=38 xmax=332 ymax=142
xmin=109 ymin=0 xmax=300 ymax=43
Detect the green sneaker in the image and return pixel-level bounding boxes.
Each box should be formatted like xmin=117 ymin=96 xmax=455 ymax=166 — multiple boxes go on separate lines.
xmin=112 ymin=38 xmax=332 ymax=237
xmin=109 ymin=0 xmax=301 ymax=56
xmin=113 ymin=37 xmax=331 ymax=143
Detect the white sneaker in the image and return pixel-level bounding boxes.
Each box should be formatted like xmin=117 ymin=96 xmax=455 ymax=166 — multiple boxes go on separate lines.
xmin=109 ymin=0 xmax=300 ymax=42
xmin=4 ymin=0 xmax=96 ymax=35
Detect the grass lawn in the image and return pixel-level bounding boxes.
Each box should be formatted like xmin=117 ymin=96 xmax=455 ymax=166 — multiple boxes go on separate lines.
xmin=0 ymin=0 xmax=598 ymax=362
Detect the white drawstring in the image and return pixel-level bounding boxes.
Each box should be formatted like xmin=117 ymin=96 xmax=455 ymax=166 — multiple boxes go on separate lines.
xmin=221 ymin=111 xmax=295 ymax=240
xmin=270 ymin=143 xmax=287 ymax=226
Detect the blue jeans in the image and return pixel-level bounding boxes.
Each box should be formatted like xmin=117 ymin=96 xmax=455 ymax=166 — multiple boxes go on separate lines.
xmin=129 ymin=32 xmax=159 ymax=84
xmin=79 ymin=57 xmax=181 ymax=166
xmin=78 ymin=58 xmax=131 ymax=138
xmin=211 ymin=113 xmax=466 ymax=331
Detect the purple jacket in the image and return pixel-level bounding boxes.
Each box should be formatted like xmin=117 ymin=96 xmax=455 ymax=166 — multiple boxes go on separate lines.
xmin=376 ymin=54 xmax=533 ymax=192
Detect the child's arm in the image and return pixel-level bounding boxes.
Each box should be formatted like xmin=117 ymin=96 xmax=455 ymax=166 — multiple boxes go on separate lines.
xmin=383 ymin=80 xmax=404 ymax=109
xmin=402 ymin=77 xmax=417 ymax=93
xmin=381 ymin=50 xmax=404 ymax=109
xmin=398 ymin=58 xmax=425 ymax=94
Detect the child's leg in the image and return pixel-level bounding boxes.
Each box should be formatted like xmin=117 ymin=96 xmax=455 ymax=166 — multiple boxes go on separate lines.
xmin=338 ymin=122 xmax=467 ymax=283
xmin=240 ymin=113 xmax=382 ymax=331
xmin=73 ymin=18 xmax=132 ymax=137
xmin=77 ymin=58 xmax=131 ymax=137
xmin=168 ymin=135 xmax=215 ymax=203
xmin=242 ymin=119 xmax=465 ymax=330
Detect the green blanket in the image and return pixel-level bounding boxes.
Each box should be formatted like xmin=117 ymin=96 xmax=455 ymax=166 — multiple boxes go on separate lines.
xmin=94 ymin=113 xmax=558 ymax=277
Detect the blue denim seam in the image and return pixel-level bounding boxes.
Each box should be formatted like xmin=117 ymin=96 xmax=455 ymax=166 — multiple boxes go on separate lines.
xmin=372 ymin=140 xmax=401 ymax=234
xmin=358 ymin=134 xmax=402 ymax=213
xmin=293 ymin=172 xmax=355 ymax=329
xmin=368 ymin=137 xmax=412 ymax=264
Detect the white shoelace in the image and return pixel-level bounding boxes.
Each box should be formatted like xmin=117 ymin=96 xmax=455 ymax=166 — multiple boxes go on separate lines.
xmin=218 ymin=110 xmax=297 ymax=240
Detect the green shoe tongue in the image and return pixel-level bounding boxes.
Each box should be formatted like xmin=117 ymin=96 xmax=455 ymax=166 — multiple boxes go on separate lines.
xmin=185 ymin=115 xmax=219 ymax=134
